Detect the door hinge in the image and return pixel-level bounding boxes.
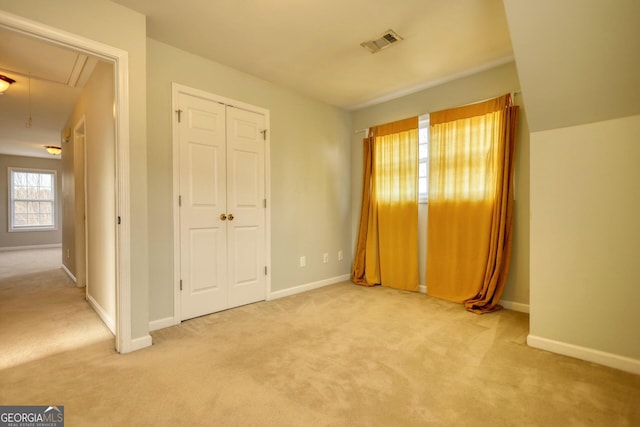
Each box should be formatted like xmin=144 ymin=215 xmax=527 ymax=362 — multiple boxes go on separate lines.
xmin=264 ymin=266 xmax=267 ymax=275
xmin=176 ymin=109 xmax=183 ymax=123
xmin=117 ymin=216 xmax=121 ymax=225
xmin=180 ymin=279 xmax=183 ymax=291
xmin=263 ymin=198 xmax=267 ymax=208
xmin=179 ymin=195 xmax=182 ymax=207
xmin=260 ymin=129 xmax=267 ymax=140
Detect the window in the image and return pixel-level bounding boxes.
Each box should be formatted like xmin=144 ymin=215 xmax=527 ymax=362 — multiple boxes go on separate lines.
xmin=418 ymin=114 xmax=430 ymax=202
xmin=8 ymin=168 xmax=57 ymax=232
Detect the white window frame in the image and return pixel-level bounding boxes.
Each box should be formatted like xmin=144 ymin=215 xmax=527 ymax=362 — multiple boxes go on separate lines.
xmin=8 ymin=167 xmax=57 ymax=232
xmin=418 ymin=114 xmax=430 ymax=203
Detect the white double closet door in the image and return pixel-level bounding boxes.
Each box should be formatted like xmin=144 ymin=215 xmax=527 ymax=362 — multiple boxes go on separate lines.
xmin=177 ymin=91 xmax=266 ymax=321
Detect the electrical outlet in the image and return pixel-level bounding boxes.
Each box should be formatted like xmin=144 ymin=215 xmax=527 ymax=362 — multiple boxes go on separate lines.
xmin=323 ymin=252 xmax=329 ymax=263
xmin=66 ymin=248 xmax=70 ymax=259
xmin=300 ymin=256 xmax=306 ymax=267
xmin=338 ymin=250 xmax=343 ymax=261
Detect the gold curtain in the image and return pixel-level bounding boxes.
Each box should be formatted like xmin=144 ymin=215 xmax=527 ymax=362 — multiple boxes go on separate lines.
xmin=427 ymin=95 xmax=518 ymax=313
xmin=352 ymin=117 xmax=419 ymax=291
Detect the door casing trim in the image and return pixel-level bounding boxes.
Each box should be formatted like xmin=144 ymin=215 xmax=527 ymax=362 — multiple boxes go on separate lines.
xmin=0 ymin=10 xmax=135 ymax=352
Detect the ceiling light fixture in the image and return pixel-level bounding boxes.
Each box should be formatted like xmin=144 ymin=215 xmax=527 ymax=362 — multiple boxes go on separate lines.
xmin=45 ymin=145 xmax=62 ymax=155
xmin=0 ymin=74 xmax=16 ymax=94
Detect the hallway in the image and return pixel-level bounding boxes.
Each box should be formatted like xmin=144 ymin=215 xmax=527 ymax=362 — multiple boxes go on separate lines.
xmin=0 ymin=248 xmax=113 ymax=370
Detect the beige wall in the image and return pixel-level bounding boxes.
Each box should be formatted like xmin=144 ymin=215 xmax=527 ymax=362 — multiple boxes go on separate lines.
xmin=0 ymin=155 xmax=62 ymax=249
xmin=63 ymin=62 xmax=116 ymax=323
xmin=0 ymin=0 xmax=149 ymax=338
xmin=146 ymin=39 xmax=352 ymax=322
xmin=530 ymin=114 xmax=640 ymax=360
xmin=503 ymin=0 xmax=640 ymax=369
xmin=351 ymin=62 xmax=530 ymax=305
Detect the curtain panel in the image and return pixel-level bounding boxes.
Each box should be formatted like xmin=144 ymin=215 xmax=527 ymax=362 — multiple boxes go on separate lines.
xmin=427 ymin=94 xmax=519 ymax=313
xmin=352 ymin=117 xmax=419 ymax=291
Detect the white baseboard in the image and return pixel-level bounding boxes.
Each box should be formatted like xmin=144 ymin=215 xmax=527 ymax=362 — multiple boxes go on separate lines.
xmin=0 ymin=243 xmax=62 ymax=252
xmin=500 ymin=299 xmax=530 ymax=313
xmin=419 ymin=287 xmax=528 ymax=314
xmin=268 ymin=274 xmax=350 ymax=300
xmin=149 ymin=316 xmax=176 ymax=332
xmin=527 ymin=334 xmax=640 ymax=375
xmin=61 ymin=264 xmax=77 ymax=283
xmin=129 ymin=334 xmax=153 ymax=352
xmin=87 ymin=294 xmax=116 ymax=335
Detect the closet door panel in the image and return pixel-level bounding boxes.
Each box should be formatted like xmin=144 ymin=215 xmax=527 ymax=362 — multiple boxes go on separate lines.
xmin=179 ymin=94 xmax=228 ymax=320
xmin=226 ymin=106 xmax=266 ymax=308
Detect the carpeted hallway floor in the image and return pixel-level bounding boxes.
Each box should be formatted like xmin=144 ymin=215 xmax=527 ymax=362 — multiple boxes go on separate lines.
xmin=0 ymin=248 xmax=113 ymax=371
xmin=1 ymin=248 xmax=639 ymax=426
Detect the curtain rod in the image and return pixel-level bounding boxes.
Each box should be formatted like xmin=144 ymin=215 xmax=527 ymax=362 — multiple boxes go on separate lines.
xmin=353 ymin=91 xmax=521 ymax=134
xmin=457 ymin=90 xmax=521 ymax=108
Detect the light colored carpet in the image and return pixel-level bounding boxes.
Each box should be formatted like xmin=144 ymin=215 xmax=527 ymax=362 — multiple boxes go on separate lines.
xmin=1 ymin=249 xmax=639 ymax=426
xmin=0 ymin=248 xmax=113 ymax=370
xmin=0 ymin=246 xmax=64 ymax=280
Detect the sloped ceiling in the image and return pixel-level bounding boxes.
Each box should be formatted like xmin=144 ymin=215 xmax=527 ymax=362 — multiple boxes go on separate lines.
xmin=503 ymin=0 xmax=640 ymax=132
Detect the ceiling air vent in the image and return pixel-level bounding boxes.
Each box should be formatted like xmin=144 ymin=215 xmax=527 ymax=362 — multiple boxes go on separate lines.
xmin=360 ymin=30 xmax=403 ymax=54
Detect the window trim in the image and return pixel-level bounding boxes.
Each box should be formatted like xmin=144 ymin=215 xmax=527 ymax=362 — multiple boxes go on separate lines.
xmin=8 ymin=167 xmax=58 ymax=232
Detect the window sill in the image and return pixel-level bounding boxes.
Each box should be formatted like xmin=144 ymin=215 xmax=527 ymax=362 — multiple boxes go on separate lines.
xmin=9 ymin=227 xmax=58 ymax=233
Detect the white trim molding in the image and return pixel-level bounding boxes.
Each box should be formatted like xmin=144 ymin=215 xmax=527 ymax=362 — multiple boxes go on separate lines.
xmin=268 ymin=274 xmax=350 ymax=300
xmin=347 ymin=56 xmax=515 ymax=110
xmin=61 ymin=264 xmax=77 ymax=283
xmin=7 ymin=167 xmax=58 ymax=233
xmin=87 ymin=294 xmax=116 ymax=335
xmin=130 ymin=334 xmax=153 ymax=352
xmin=500 ymin=300 xmax=530 ymax=313
xmin=0 ymin=10 xmax=137 ymax=354
xmin=527 ymin=335 xmax=640 ymax=375
xmin=171 ymin=84 xmax=180 ymax=324
xmin=418 ymin=287 xmax=529 ymax=314
xmin=0 ymin=243 xmax=62 ymax=252
xmin=149 ymin=317 xmax=176 ymax=332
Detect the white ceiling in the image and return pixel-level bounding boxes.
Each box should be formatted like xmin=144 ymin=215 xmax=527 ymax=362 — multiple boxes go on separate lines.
xmin=111 ymin=0 xmax=514 ymax=109
xmin=0 ymin=26 xmax=98 ymax=158
xmin=1 ymin=0 xmax=514 ymax=158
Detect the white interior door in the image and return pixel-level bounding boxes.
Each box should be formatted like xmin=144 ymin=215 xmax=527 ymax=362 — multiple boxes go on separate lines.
xmin=177 ymin=92 xmax=267 ymax=321
xmin=179 ymin=93 xmax=228 ymax=320
xmin=226 ymin=107 xmax=266 ymax=308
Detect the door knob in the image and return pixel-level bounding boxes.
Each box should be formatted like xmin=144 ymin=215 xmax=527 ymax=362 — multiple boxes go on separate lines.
xmin=220 ymin=214 xmax=227 ymax=221
xmin=228 ymin=213 xmax=234 ymax=221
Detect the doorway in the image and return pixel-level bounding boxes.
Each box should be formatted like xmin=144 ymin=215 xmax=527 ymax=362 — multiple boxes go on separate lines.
xmin=0 ymin=11 xmax=134 ymax=352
